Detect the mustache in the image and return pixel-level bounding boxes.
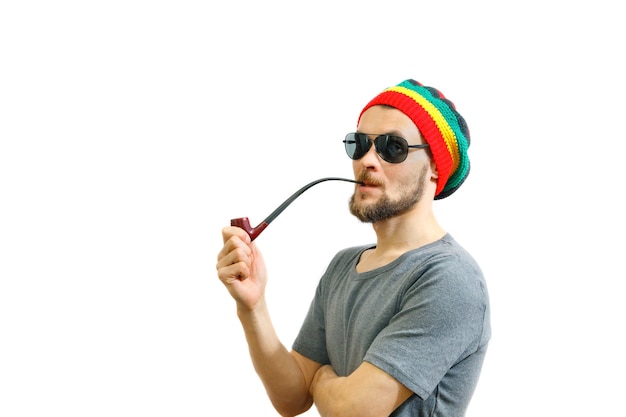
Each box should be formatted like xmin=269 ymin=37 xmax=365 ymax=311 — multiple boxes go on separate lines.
xmin=356 ymin=173 xmax=384 ymax=187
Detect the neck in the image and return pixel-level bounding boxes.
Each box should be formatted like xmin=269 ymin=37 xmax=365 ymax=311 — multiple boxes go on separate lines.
xmin=355 ymin=201 xmax=445 ymax=273
xmin=371 ymin=203 xmax=445 ymax=253
xmin=356 ymin=204 xmax=445 ymax=273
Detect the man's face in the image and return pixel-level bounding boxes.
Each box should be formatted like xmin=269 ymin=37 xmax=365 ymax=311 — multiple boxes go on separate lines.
xmin=349 ymin=105 xmax=436 ymax=223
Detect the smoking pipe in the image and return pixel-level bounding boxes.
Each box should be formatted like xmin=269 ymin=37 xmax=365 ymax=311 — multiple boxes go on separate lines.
xmin=231 ymin=177 xmax=363 ymax=241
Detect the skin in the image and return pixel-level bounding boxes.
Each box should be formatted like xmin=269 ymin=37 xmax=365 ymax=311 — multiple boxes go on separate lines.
xmin=216 ymin=105 xmax=446 ymax=417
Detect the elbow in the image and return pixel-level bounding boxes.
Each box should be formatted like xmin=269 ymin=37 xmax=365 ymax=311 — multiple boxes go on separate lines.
xmin=272 ymin=396 xmax=314 ymax=417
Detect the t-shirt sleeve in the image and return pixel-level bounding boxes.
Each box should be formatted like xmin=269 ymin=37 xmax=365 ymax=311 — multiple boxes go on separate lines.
xmin=292 ymin=280 xmax=330 ymax=365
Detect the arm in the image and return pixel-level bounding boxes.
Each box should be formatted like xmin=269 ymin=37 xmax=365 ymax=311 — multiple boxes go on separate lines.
xmin=310 ymin=362 xmax=413 ymax=417
xmin=237 ymin=300 xmax=321 ymax=416
xmin=216 ymin=226 xmax=321 ymax=416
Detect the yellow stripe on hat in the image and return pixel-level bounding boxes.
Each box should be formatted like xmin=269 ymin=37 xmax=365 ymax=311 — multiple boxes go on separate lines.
xmin=387 ymin=86 xmax=460 ymax=172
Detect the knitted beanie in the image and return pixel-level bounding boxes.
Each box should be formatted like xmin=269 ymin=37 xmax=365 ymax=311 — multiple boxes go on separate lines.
xmin=358 ymin=79 xmax=471 ymax=199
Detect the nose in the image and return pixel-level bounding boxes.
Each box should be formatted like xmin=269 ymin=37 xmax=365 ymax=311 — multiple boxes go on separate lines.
xmin=355 ymin=139 xmax=383 ymax=169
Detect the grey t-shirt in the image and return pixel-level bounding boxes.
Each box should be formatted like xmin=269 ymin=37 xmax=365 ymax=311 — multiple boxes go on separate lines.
xmin=292 ymin=234 xmax=491 ymax=417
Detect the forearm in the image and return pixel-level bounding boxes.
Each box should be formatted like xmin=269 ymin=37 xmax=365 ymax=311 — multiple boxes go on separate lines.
xmin=310 ymin=365 xmax=358 ymax=417
xmin=238 ymin=299 xmax=313 ymax=416
xmin=310 ymin=363 xmax=410 ymax=417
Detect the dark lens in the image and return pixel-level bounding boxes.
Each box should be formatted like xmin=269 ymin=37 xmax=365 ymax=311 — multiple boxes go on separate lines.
xmin=376 ymin=135 xmax=408 ymax=163
xmin=344 ymin=133 xmax=371 ymax=160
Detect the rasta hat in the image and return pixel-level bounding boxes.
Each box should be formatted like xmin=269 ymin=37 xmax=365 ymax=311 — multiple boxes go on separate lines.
xmin=358 ymin=79 xmax=471 ymax=199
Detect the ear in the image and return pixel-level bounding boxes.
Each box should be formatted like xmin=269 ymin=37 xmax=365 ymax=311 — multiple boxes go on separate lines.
xmin=430 ymin=159 xmax=439 ymax=180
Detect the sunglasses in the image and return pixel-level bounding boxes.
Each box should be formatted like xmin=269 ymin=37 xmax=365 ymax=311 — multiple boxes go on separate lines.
xmin=343 ymin=133 xmax=430 ymax=164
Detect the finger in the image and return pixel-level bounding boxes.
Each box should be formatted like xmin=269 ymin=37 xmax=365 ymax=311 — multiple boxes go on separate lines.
xmin=217 ymin=259 xmax=251 ymax=284
xmin=216 ymin=238 xmax=253 ymax=283
xmin=216 ymin=243 xmax=249 ymax=270
xmin=217 ymin=228 xmax=251 ymax=262
xmin=221 ymin=225 xmax=251 ymax=245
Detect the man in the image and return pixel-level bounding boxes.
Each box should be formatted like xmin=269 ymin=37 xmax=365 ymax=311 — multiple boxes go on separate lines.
xmin=216 ymin=79 xmax=491 ymax=416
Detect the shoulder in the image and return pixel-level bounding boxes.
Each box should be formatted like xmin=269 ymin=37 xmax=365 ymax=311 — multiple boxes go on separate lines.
xmin=402 ymin=234 xmax=488 ymax=300
xmin=418 ymin=234 xmax=482 ymax=275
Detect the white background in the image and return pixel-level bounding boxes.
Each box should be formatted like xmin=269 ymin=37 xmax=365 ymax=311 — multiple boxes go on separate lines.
xmin=1 ymin=1 xmax=625 ymax=416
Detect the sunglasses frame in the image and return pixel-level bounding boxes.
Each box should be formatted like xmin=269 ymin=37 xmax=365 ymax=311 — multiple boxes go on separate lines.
xmin=343 ymin=132 xmax=429 ymax=163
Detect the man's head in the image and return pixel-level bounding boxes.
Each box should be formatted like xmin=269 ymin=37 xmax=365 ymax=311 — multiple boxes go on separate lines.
xmin=348 ymin=105 xmax=432 ymax=223
xmin=358 ymin=79 xmax=471 ymax=200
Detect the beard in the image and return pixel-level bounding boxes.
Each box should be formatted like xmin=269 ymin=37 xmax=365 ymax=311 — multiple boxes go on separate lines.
xmin=349 ymin=165 xmax=428 ymax=223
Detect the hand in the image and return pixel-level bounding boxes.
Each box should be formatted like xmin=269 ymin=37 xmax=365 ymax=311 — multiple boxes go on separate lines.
xmin=216 ymin=226 xmax=268 ymax=311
